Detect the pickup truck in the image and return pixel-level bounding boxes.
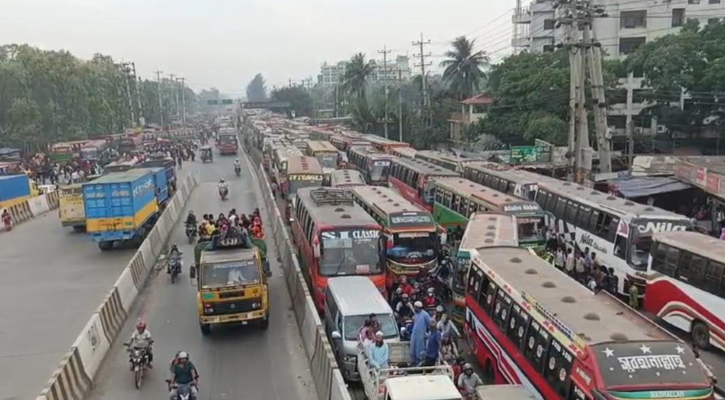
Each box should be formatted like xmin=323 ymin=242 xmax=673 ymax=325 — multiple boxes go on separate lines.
xmin=356 ymin=341 xmax=458 ymax=400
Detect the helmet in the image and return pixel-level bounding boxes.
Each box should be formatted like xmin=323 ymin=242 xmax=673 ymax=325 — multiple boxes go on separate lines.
xmin=463 ymin=363 xmax=473 ymax=371
xmin=178 ymin=351 xmax=189 ymax=360
xmin=136 ymin=320 xmax=146 ymax=330
xmin=235 ymin=158 xmax=239 ymax=162
xmin=427 ymin=287 xmax=435 ymax=294
xmin=401 ymin=293 xmax=409 ymax=300
xmin=220 ymin=179 xmax=225 ymax=183
xmin=395 ymin=287 xmax=403 ymax=294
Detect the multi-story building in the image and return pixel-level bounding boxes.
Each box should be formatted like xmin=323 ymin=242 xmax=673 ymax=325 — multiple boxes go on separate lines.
xmin=512 ymin=0 xmax=723 ymax=137
xmin=318 ymin=55 xmax=412 ymax=87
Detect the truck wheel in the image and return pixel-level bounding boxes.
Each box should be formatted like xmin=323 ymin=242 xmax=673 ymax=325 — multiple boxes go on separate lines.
xmin=98 ymin=241 xmax=113 ymax=251
xmin=260 ymin=316 xmax=269 ymax=330
xmin=72 ymin=226 xmax=86 ymax=233
xmin=692 ymin=321 xmax=711 ymax=350
xmin=200 ymin=323 xmax=211 ymax=336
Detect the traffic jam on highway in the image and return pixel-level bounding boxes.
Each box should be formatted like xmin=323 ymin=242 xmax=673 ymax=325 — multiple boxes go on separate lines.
xmin=237 ymin=110 xmax=723 ymax=400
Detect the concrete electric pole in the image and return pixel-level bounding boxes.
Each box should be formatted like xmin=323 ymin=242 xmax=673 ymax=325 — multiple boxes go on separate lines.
xmin=413 ymin=33 xmax=432 ymax=126
xmin=378 ymin=45 xmax=392 ymax=138
xmin=178 ymin=77 xmax=186 ymax=127
xmin=154 ymin=70 xmax=164 ymax=127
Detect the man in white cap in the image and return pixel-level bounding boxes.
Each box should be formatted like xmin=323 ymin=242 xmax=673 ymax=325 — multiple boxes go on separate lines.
xmin=367 ymin=331 xmax=390 ymax=370
xmin=410 ymin=300 xmax=431 ymax=365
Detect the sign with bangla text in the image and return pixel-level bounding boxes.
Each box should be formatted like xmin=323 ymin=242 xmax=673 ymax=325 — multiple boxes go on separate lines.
xmin=288 ymin=174 xmax=324 ymax=181
xmin=389 ymin=211 xmax=434 ymax=228
xmin=510 ymin=145 xmax=551 ymax=165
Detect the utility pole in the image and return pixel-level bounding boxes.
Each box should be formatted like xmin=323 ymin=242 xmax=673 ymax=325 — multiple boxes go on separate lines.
xmin=155 ymin=70 xmax=164 ymax=128
xmin=585 ymin=25 xmax=612 ymax=173
xmin=119 ymin=63 xmax=135 ymax=126
xmin=413 ymin=33 xmax=432 ymax=126
xmin=178 ymin=77 xmax=186 ymax=126
xmin=131 ymin=63 xmax=144 ymax=126
xmin=334 ymin=84 xmax=339 ymax=118
xmin=398 ymin=69 xmax=403 ymax=142
xmin=168 ymin=74 xmax=178 ymax=122
xmin=378 ymin=45 xmax=392 ymax=138
xmin=565 ymin=17 xmax=579 ymax=181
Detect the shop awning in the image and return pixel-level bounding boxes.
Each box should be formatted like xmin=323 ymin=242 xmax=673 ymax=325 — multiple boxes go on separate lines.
xmin=610 ymin=176 xmax=691 ymax=198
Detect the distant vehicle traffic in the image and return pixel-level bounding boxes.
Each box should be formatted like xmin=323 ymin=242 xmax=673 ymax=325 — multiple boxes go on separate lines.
xmin=388 ymin=157 xmax=459 ymax=212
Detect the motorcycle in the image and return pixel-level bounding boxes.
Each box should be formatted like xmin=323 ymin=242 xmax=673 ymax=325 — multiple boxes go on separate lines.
xmin=185 ymin=223 xmax=197 ymax=244
xmin=234 ymin=164 xmax=241 ymax=177
xmin=167 ymin=381 xmax=197 ymax=400
xmin=124 ymin=343 xmax=151 ymax=389
xmin=169 ymin=255 xmax=183 ymax=284
xmin=219 ymin=186 xmax=229 ymax=201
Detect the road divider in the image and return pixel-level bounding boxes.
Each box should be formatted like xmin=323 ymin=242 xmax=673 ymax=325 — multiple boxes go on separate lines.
xmin=252 ymin=160 xmax=351 ymax=400
xmin=35 ymin=173 xmax=199 ymax=400
xmin=4 ymin=190 xmax=60 ymax=230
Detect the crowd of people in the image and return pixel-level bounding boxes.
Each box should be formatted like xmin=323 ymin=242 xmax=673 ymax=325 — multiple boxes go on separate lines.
xmin=185 ymin=208 xmax=265 ymax=243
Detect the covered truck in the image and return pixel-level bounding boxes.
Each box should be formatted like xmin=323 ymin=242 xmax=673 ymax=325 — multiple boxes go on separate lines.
xmin=83 ymin=168 xmax=167 ymax=250
xmin=0 ymin=174 xmax=32 ymax=209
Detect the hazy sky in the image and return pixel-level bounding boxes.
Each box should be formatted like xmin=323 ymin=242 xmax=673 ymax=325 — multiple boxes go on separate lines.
xmin=1 ymin=0 xmax=518 ymax=96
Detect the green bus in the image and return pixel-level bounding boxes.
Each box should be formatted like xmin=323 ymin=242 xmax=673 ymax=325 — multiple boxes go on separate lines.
xmin=451 ymin=212 xmax=518 ymax=324
xmin=432 ymin=177 xmax=546 ymax=249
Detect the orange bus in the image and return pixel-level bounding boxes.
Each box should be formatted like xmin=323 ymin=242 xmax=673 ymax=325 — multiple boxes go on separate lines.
xmin=291 ymin=187 xmax=386 ymax=311
xmin=362 ymin=134 xmax=411 ymax=154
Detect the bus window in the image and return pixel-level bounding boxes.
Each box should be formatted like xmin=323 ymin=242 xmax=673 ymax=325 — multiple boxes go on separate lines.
xmin=468 ymin=268 xmax=484 ymax=303
xmin=678 ymin=252 xmax=706 ymax=286
xmin=704 ymin=261 xmax=724 ymax=294
xmin=483 ymin=280 xmax=497 ymax=314
xmin=663 ymin=246 xmax=681 ymax=276
xmin=566 ymin=201 xmax=579 ymax=224
xmin=652 ymin=242 xmax=668 ymax=273
xmin=492 ymin=291 xmax=512 ymax=330
xmin=544 ymin=339 xmax=573 ymax=399
xmin=535 ymin=191 xmax=546 ymax=207
xmin=577 ymin=206 xmax=592 ymax=232
xmin=507 ymin=304 xmax=530 ymax=350
xmin=524 ymin=320 xmax=550 ymax=372
xmin=554 ymin=197 xmax=567 ymax=219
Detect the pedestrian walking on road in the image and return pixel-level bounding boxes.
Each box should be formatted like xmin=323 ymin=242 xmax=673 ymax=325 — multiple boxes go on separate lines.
xmin=565 ymin=248 xmax=575 ymax=276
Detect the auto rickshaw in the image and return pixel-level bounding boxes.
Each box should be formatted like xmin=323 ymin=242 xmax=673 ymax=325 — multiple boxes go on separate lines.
xmin=200 ymin=146 xmax=213 ymax=163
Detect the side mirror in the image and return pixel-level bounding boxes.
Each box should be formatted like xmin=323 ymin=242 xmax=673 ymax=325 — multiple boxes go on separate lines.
xmin=331 ymin=331 xmax=342 ymax=340
xmin=189 ymin=265 xmax=197 ymax=279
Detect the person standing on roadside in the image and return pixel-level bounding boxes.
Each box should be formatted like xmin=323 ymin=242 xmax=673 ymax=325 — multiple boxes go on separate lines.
xmin=565 ymin=248 xmax=575 ymax=276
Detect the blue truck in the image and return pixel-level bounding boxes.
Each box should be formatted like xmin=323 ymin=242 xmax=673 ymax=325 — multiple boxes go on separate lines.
xmin=83 ymin=168 xmax=169 ymax=251
xmin=0 ymin=174 xmax=32 ymax=210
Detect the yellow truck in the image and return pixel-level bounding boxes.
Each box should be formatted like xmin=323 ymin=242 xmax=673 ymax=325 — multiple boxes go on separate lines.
xmin=59 ymin=183 xmax=87 ymax=231
xmin=192 ymin=236 xmax=269 ymax=335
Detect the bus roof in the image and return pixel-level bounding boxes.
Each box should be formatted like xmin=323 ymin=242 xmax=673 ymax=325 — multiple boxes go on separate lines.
xmin=296 ymin=187 xmax=379 ymax=227
xmin=384 ymin=375 xmax=460 ymax=400
xmin=475 ymin=385 xmax=537 ymax=400
xmin=361 ymin=134 xmax=411 ymax=147
xmin=472 ymin=247 xmax=672 ymax=345
xmin=393 ymin=157 xmax=460 ymax=178
xmin=654 ymin=231 xmax=725 ymax=264
xmin=391 ymin=147 xmax=417 ymax=159
xmin=460 ymin=212 xmax=519 ymax=251
xmin=434 ymin=177 xmax=540 ymax=213
xmin=327 ymin=276 xmax=393 ymax=316
xmin=465 ymin=162 xmax=554 ymax=185
xmin=538 ymin=180 xmax=688 ymax=221
xmin=330 ymin=169 xmax=366 ymax=188
xmin=352 ymin=186 xmax=436 ymax=231
xmin=306 ymin=141 xmax=337 ymax=153
xmin=348 ymin=146 xmax=395 ymax=160
xmin=416 ymin=150 xmax=484 ymax=165
xmin=287 ymin=156 xmax=324 ymax=174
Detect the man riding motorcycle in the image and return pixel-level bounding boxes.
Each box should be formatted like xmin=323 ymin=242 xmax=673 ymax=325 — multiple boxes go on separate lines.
xmin=168 ymin=351 xmax=199 ymax=400
xmin=128 ymin=320 xmax=153 ymax=368
xmin=167 ymin=244 xmax=182 ymax=274
xmin=422 ymin=287 xmax=440 ymax=312
xmin=234 ymin=159 xmax=241 ymax=176
xmin=185 ymin=211 xmax=197 ymax=227
xmin=2 ymin=209 xmax=12 ymax=231
xmin=218 ymin=179 xmax=229 ymax=199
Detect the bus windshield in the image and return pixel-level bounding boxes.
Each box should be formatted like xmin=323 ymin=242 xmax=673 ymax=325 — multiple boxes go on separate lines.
xmin=629 ymin=235 xmax=652 ymax=271
xmin=369 ymin=160 xmax=390 ymax=182
xmin=219 ymin=135 xmax=237 ymax=144
xmin=288 ymin=175 xmax=323 ymax=196
xmin=317 ymin=153 xmax=337 ymax=169
xmin=320 ymin=228 xmax=382 ymax=276
xmin=390 ymin=232 xmax=437 ymax=264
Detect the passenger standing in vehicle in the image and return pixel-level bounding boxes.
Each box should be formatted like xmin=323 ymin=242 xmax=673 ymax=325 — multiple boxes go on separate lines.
xmin=424 ymin=319 xmax=442 ymax=366
xmin=410 ymin=301 xmax=431 ymax=366
xmin=367 ymin=331 xmax=390 ymax=370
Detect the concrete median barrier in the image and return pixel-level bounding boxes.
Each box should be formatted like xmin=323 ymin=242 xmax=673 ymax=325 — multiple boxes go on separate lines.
xmin=36 ymin=173 xmax=199 ymax=400
xmin=28 ymin=194 xmax=50 ymax=216
xmin=252 ymin=155 xmax=351 ymax=400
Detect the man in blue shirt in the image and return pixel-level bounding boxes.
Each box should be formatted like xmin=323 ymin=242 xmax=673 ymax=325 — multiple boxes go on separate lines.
xmin=424 ymin=319 xmax=442 ymax=367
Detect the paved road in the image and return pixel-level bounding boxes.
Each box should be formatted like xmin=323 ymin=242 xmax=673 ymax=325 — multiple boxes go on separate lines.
xmin=0 ymin=165 xmax=193 ymax=400
xmin=87 ymin=147 xmax=317 ymax=400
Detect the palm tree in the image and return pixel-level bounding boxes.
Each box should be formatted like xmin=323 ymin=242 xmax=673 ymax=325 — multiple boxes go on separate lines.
xmin=342 ymin=53 xmax=375 ymax=100
xmin=440 ymin=36 xmax=489 ymax=100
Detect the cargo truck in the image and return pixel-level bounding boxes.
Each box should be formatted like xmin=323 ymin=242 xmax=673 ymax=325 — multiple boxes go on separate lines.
xmin=0 ymin=174 xmax=32 ymax=210
xmin=82 ymin=168 xmax=168 ymax=251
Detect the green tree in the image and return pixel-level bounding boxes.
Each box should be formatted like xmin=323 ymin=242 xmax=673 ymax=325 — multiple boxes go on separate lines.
xmin=440 ymin=36 xmax=489 ymax=100
xmin=271 ymin=86 xmax=313 ymax=117
xmin=342 ymin=53 xmax=375 ymax=100
xmin=246 ymin=73 xmax=268 ymax=102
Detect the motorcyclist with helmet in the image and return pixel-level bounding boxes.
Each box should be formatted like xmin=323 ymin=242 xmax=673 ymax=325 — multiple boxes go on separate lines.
xmin=218 ymin=179 xmax=229 ymax=199
xmin=167 ymin=243 xmax=182 ymax=274
xmin=168 ymin=351 xmax=199 ymax=400
xmin=422 ymin=287 xmax=440 ymax=312
xmin=127 ymin=320 xmax=153 ymax=368
xmin=394 ymin=293 xmax=415 ymax=321
xmin=234 ymin=159 xmax=241 ymax=175
xmin=185 ymin=211 xmax=197 ymax=227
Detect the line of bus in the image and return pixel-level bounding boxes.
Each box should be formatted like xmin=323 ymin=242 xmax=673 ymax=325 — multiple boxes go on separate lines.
xmin=463 ymin=162 xmax=548 ymax=201
xmin=361 ymin=134 xmax=411 ymax=154
xmin=450 ymin=212 xmax=518 ymax=324
xmin=534 ymin=179 xmax=691 ymax=297
xmin=309 ymin=128 xmax=336 ymax=142
xmin=415 ymin=150 xmax=484 ymax=173
xmin=330 ymin=134 xmax=371 ymax=152
xmin=284 ymin=155 xmax=324 ymax=201
xmin=351 ymin=185 xmax=442 ymax=287
xmin=305 ymin=140 xmax=339 ymax=174
xmin=465 ymin=245 xmax=715 ymax=400
xmin=346 ymin=146 xmax=394 ymax=186
xmin=391 ymin=147 xmax=417 ymax=159
xmin=291 ymin=187 xmax=385 ymax=310
xmin=388 ymin=157 xmax=460 ymax=212
xmin=645 ymin=231 xmax=725 ymax=351
xmin=330 ymin=169 xmax=366 ymax=189
xmin=432 ymin=177 xmax=546 ymax=249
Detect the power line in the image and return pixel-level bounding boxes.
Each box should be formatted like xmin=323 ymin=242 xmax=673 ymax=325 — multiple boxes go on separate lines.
xmin=413 ymin=33 xmax=432 ymax=126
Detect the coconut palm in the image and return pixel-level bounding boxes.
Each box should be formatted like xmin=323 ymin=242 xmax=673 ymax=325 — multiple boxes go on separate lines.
xmin=440 ymin=36 xmax=489 ymax=99
xmin=342 ymin=53 xmax=375 ymax=100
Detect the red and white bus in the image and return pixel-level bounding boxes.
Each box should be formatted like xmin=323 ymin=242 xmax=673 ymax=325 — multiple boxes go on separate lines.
xmin=330 ymin=134 xmax=371 ymax=152
xmin=351 ymin=185 xmax=442 ymax=288
xmin=388 ymin=157 xmax=460 ymax=212
xmin=361 ymin=134 xmax=411 ymax=154
xmin=391 ymin=147 xmax=417 ymax=159
xmin=645 ymin=231 xmax=725 ymax=351
xmin=330 ymin=169 xmax=366 ymax=189
xmin=346 ymin=146 xmax=394 ymax=186
xmin=291 ymin=187 xmax=385 ymax=310
xmin=465 ymin=246 xmax=715 ymax=400
xmin=272 ymin=146 xmax=302 ymax=192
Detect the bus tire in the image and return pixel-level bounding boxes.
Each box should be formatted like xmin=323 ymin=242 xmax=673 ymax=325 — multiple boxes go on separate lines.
xmin=260 ymin=317 xmax=269 ymax=330
xmin=692 ymin=321 xmax=710 ymax=350
xmin=200 ymin=323 xmax=211 ymax=336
